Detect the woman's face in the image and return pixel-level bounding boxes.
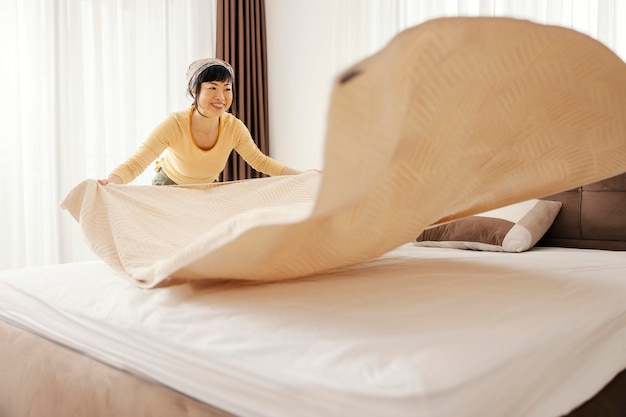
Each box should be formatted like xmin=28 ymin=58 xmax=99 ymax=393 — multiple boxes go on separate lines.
xmin=196 ymin=80 xmax=233 ymax=117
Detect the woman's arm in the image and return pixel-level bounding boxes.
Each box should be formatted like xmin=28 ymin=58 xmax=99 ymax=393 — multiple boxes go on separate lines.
xmin=280 ymin=166 xmax=302 ymax=175
xmin=98 ymin=114 xmax=179 ymax=185
xmin=231 ymin=118 xmax=301 ymax=177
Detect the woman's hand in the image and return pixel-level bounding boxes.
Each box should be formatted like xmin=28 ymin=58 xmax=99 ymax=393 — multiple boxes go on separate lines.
xmin=97 ymin=175 xmax=123 ymax=186
xmin=280 ymin=166 xmax=302 ymax=176
xmin=278 ymin=167 xmax=322 ymax=176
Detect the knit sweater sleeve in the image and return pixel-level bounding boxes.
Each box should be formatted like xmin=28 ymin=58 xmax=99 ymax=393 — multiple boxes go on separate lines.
xmin=231 ymin=119 xmax=285 ymax=176
xmin=109 ymin=114 xmax=180 ymax=184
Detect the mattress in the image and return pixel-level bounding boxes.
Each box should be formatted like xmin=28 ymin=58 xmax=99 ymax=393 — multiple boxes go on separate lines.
xmin=2 ymin=244 xmax=626 ymax=417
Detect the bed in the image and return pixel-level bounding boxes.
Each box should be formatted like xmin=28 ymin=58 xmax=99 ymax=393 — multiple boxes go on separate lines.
xmin=1 ymin=173 xmax=626 ymax=417
xmin=3 ymin=16 xmax=626 ymax=417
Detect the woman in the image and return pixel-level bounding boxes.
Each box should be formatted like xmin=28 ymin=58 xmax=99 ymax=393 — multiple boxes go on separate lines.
xmin=98 ymin=58 xmax=300 ymax=186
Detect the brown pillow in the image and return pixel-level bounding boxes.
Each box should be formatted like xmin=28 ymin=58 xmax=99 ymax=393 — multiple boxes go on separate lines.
xmin=416 ymin=199 xmax=562 ymax=252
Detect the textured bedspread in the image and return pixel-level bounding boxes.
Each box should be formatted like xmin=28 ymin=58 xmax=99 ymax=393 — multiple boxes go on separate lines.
xmin=61 ymin=17 xmax=626 ymax=288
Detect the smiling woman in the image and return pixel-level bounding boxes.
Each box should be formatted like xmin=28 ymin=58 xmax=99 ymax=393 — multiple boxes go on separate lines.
xmin=98 ymin=58 xmax=301 ymax=186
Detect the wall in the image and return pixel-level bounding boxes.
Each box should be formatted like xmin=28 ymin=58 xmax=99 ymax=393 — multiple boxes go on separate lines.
xmin=265 ymin=0 xmax=394 ymax=171
xmin=264 ymin=0 xmax=385 ymax=171
xmin=265 ymin=0 xmax=334 ymax=171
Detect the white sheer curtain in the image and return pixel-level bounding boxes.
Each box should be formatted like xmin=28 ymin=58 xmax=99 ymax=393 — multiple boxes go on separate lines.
xmin=0 ymin=0 xmax=216 ymax=270
xmin=331 ymin=0 xmax=626 ymax=78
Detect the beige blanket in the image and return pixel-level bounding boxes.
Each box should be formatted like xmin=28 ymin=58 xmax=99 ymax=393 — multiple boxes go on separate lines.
xmin=62 ymin=17 xmax=626 ymax=288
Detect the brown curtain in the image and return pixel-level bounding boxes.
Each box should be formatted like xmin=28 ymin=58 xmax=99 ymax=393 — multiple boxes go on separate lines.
xmin=216 ymin=0 xmax=270 ymax=181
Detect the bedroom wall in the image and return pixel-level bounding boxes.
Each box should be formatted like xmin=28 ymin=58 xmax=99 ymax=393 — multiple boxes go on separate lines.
xmin=265 ymin=0 xmax=394 ymax=172
xmin=265 ymin=0 xmax=335 ymax=172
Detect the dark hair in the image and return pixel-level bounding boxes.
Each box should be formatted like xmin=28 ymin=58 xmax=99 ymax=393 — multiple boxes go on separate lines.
xmin=192 ymin=65 xmax=236 ymax=115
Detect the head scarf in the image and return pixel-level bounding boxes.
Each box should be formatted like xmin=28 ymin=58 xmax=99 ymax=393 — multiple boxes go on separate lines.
xmin=186 ymin=58 xmax=234 ymax=98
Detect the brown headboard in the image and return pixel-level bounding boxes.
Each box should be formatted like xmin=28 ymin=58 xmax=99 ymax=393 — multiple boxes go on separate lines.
xmin=538 ymin=172 xmax=626 ymax=250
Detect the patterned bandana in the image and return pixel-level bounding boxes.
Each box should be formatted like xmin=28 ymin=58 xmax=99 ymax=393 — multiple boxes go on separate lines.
xmin=186 ymin=58 xmax=234 ymax=98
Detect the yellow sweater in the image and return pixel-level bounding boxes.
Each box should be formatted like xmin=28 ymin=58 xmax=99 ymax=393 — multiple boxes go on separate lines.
xmin=110 ymin=107 xmax=285 ymax=184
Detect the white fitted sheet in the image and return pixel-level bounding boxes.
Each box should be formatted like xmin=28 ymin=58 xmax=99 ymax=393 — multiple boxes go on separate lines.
xmin=1 ymin=245 xmax=626 ymax=417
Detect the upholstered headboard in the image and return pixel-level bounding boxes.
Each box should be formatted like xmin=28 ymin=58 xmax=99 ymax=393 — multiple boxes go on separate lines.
xmin=538 ymin=172 xmax=626 ymax=250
